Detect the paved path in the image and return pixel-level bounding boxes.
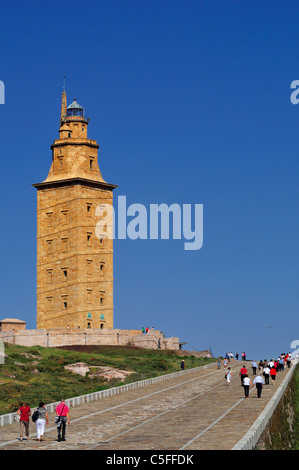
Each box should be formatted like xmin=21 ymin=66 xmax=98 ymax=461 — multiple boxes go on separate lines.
xmin=0 ymin=361 xmax=292 ymax=450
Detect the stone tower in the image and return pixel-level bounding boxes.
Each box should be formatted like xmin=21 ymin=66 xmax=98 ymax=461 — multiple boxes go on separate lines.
xmin=33 ymin=89 xmax=117 ymax=330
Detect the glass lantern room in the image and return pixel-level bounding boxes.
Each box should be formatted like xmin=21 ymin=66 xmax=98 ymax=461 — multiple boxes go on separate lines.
xmin=66 ymin=99 xmax=84 ymax=117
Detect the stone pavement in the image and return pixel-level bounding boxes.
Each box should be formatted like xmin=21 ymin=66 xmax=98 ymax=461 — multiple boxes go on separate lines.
xmin=0 ymin=361 xmax=292 ymax=450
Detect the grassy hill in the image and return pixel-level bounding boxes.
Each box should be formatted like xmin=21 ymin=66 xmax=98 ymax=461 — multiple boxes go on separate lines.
xmin=0 ymin=343 xmax=215 ymax=415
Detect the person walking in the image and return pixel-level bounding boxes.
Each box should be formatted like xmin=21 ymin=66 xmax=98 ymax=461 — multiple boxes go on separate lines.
xmin=243 ymin=375 xmax=252 ymax=398
xmin=34 ymin=403 xmax=49 ymax=442
xmin=217 ymin=357 xmax=222 ymax=369
xmin=253 ymin=374 xmax=264 ymax=398
xmin=180 ymin=360 xmax=185 ymax=370
xmin=263 ymin=365 xmax=270 ymax=385
xmin=226 ymin=367 xmax=232 ymax=385
xmin=55 ymin=399 xmax=70 ymax=442
xmin=251 ymin=361 xmax=258 ymax=375
xmin=270 ymin=366 xmax=277 ymax=385
xmin=17 ymin=402 xmax=31 ymax=441
xmin=239 ymin=364 xmax=248 ymax=386
xmin=258 ymin=360 xmax=264 ymax=372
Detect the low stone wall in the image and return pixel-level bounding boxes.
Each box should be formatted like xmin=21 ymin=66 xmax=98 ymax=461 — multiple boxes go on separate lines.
xmin=0 ymin=328 xmax=179 ymax=351
xmin=232 ymin=359 xmax=298 ymax=450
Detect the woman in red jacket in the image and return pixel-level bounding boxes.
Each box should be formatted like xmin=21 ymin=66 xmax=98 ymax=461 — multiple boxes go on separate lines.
xmin=270 ymin=366 xmax=277 ymax=385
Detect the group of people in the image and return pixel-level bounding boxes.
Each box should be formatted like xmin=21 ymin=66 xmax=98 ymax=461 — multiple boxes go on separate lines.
xmin=141 ymin=326 xmax=155 ymax=334
xmin=222 ymin=351 xmax=247 ymax=362
xmin=219 ymin=352 xmax=293 ymax=399
xmin=16 ymin=399 xmax=70 ymax=443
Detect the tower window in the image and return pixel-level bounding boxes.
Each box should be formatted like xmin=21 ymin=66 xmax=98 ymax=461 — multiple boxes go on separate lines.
xmin=47 ymin=269 xmax=53 ymax=284
xmin=87 ymin=232 xmax=92 ymax=245
xmin=62 ymin=238 xmax=68 ymax=253
xmin=89 ymin=158 xmax=94 ymax=170
xmin=100 ymin=262 xmax=105 ymax=276
xmin=62 ymin=269 xmax=68 ymax=280
xmin=100 ymin=291 xmax=105 ymax=306
xmin=46 ymin=297 xmax=53 ymax=311
xmin=87 ymin=289 xmax=92 ymax=303
xmin=46 ymin=240 xmax=53 ymax=254
xmin=87 ymin=259 xmax=92 ymax=275
xmin=46 ymin=212 xmax=53 ymax=227
xmin=86 ymin=203 xmax=92 ymax=216
xmin=61 ymin=210 xmax=68 ymax=224
xmin=62 ymin=295 xmax=68 ymax=309
xmin=58 ymin=157 xmax=64 ymax=169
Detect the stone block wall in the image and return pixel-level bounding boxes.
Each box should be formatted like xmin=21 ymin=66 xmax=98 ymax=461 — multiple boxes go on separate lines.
xmin=0 ymin=328 xmax=180 ymax=350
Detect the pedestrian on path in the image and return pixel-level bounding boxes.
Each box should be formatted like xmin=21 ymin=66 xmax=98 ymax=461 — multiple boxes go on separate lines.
xmin=55 ymin=399 xmax=70 ymax=442
xmin=270 ymin=366 xmax=277 ymax=385
xmin=217 ymin=357 xmax=221 ymax=369
xmin=263 ymin=365 xmax=270 ymax=385
xmin=34 ymin=403 xmax=49 ymax=442
xmin=225 ymin=367 xmax=232 ymax=385
xmin=239 ymin=364 xmax=248 ymax=386
xmin=268 ymin=359 xmax=274 ymax=369
xmin=243 ymin=375 xmax=252 ymax=398
xmin=251 ymin=361 xmax=258 ymax=375
xmin=17 ymin=402 xmax=31 ymax=441
xmin=258 ymin=360 xmax=265 ymax=372
xmin=253 ymin=374 xmax=264 ymax=398
xmin=181 ymin=360 xmax=185 ymax=370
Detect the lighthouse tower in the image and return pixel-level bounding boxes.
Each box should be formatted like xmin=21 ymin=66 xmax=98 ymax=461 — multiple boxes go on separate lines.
xmin=33 ymin=88 xmax=117 ymax=330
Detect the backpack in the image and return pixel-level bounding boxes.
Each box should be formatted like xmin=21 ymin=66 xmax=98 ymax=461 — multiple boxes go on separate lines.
xmin=32 ymin=409 xmax=39 ymax=422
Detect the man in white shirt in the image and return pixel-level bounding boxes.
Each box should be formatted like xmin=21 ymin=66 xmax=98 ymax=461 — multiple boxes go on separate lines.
xmin=253 ymin=374 xmax=265 ymax=398
xmin=263 ymin=366 xmax=270 ymax=385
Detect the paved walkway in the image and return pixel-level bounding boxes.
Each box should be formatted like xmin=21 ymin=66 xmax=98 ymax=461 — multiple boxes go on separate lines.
xmin=0 ymin=361 xmax=292 ymax=450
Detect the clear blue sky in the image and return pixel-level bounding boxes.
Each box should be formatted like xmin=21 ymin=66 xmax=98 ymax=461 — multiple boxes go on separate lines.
xmin=0 ymin=1 xmax=298 ymax=360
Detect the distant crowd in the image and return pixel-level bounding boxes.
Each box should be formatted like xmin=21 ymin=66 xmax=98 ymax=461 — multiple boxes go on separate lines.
xmin=217 ymin=352 xmax=294 ymax=398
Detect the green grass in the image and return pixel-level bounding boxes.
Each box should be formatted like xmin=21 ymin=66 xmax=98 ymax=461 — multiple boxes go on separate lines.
xmin=0 ymin=343 xmax=215 ymax=415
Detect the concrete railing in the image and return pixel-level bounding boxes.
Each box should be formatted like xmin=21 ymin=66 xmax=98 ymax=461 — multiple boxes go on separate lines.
xmin=232 ymin=359 xmax=298 ymax=450
xmin=0 ymin=360 xmax=216 ymax=427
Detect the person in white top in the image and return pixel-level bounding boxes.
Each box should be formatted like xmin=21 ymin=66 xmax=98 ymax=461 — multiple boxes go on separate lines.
xmin=263 ymin=366 xmax=270 ymax=385
xmin=243 ymin=375 xmax=252 ymax=398
xmin=253 ymin=374 xmax=265 ymax=398
xmin=226 ymin=367 xmax=232 ymax=385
